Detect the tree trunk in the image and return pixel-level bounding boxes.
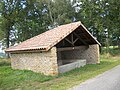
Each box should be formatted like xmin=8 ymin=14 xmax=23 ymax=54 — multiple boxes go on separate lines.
xmin=118 ymin=41 xmax=120 ymax=49
xmin=47 ymin=1 xmax=54 ymax=27
xmin=6 ymin=30 xmax=10 ymax=48
xmin=6 ymin=27 xmax=10 ymax=58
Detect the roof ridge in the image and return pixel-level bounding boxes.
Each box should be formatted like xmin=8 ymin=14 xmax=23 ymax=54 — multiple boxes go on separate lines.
xmin=5 ymin=21 xmax=81 ymax=51
xmin=5 ymin=21 xmax=101 ymax=53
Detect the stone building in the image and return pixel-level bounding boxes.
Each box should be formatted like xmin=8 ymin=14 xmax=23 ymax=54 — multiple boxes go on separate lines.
xmin=5 ymin=21 xmax=101 ymax=75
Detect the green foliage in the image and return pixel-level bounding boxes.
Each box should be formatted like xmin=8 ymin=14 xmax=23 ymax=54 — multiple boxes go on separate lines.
xmin=73 ymin=0 xmax=120 ymax=52
xmin=40 ymin=0 xmax=74 ymax=27
xmin=15 ymin=0 xmax=48 ymax=42
xmin=0 ymin=4 xmax=4 ymax=40
xmin=101 ymin=46 xmax=120 ymax=56
xmin=0 ymin=30 xmax=4 ymax=40
xmin=0 ymin=0 xmax=24 ymax=48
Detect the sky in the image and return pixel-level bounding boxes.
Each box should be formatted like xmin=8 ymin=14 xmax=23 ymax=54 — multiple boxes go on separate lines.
xmin=0 ymin=43 xmax=4 ymax=53
xmin=0 ymin=48 xmax=3 ymax=52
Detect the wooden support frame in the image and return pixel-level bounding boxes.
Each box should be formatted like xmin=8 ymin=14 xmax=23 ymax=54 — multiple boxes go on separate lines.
xmin=62 ymin=40 xmax=65 ymax=46
xmin=57 ymin=46 xmax=89 ymax=52
xmin=64 ymin=33 xmax=79 ymax=46
xmin=65 ymin=38 xmax=73 ymax=45
xmin=73 ymin=38 xmax=79 ymax=44
xmin=73 ymin=32 xmax=88 ymax=46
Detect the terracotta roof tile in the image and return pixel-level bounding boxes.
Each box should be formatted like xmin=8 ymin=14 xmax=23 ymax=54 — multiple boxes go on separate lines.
xmin=5 ymin=21 xmax=82 ymax=52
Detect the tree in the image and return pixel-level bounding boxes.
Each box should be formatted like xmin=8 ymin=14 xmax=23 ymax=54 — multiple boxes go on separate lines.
xmin=15 ymin=0 xmax=48 ymax=42
xmin=108 ymin=0 xmax=120 ymax=48
xmin=41 ymin=0 xmax=75 ymax=28
xmin=73 ymin=0 xmax=120 ymax=52
xmin=0 ymin=0 xmax=23 ymax=48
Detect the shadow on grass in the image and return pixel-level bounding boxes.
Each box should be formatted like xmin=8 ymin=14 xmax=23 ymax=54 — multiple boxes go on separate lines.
xmin=0 ymin=61 xmax=10 ymax=66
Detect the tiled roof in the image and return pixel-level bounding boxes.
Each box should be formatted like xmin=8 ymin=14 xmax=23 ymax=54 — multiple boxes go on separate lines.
xmin=5 ymin=21 xmax=100 ymax=53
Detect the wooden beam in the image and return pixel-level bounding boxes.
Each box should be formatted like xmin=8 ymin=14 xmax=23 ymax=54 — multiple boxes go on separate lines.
xmin=73 ymin=38 xmax=79 ymax=44
xmin=73 ymin=32 xmax=88 ymax=46
xmin=64 ymin=33 xmax=87 ymax=46
xmin=62 ymin=40 xmax=65 ymax=46
xmin=57 ymin=46 xmax=89 ymax=52
xmin=71 ymin=34 xmax=74 ymax=43
xmin=65 ymin=38 xmax=74 ymax=46
xmin=65 ymin=38 xmax=72 ymax=44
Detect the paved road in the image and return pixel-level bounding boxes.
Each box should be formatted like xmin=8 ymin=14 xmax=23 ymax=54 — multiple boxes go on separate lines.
xmin=70 ymin=65 xmax=120 ymax=90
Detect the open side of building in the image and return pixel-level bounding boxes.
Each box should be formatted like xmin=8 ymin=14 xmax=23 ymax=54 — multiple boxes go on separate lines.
xmin=5 ymin=21 xmax=100 ymax=75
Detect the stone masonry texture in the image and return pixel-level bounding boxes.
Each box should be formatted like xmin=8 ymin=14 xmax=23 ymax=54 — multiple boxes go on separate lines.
xmin=57 ymin=44 xmax=100 ymax=64
xmin=82 ymin=44 xmax=100 ymax=64
xmin=10 ymin=44 xmax=99 ymax=75
xmin=10 ymin=47 xmax=58 ymax=75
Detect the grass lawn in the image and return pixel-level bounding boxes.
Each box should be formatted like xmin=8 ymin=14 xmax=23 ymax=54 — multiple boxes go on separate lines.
xmin=0 ymin=48 xmax=120 ymax=90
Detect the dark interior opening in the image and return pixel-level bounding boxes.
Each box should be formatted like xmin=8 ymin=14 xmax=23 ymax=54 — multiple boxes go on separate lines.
xmin=55 ymin=25 xmax=97 ymax=66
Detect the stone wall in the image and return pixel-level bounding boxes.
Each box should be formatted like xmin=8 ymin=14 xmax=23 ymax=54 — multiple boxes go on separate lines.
xmin=57 ymin=46 xmax=87 ymax=65
xmin=10 ymin=44 xmax=99 ymax=75
xmin=81 ymin=44 xmax=100 ymax=64
xmin=10 ymin=47 xmax=58 ymax=75
xmin=57 ymin=44 xmax=100 ymax=64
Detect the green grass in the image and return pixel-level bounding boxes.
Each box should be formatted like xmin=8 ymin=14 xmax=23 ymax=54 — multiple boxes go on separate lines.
xmin=0 ymin=59 xmax=55 ymax=90
xmin=0 ymin=48 xmax=120 ymax=90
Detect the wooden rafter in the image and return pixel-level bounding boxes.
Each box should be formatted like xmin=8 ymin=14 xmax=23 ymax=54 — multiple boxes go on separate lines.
xmin=73 ymin=38 xmax=79 ymax=44
xmin=62 ymin=40 xmax=65 ymax=46
xmin=64 ymin=33 xmax=79 ymax=46
xmin=65 ymin=38 xmax=73 ymax=46
xmin=71 ymin=34 xmax=74 ymax=43
xmin=73 ymin=32 xmax=88 ymax=46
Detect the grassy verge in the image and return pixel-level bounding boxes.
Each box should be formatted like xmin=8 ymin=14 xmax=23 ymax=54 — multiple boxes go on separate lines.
xmin=0 ymin=48 xmax=120 ymax=90
xmin=39 ymin=56 xmax=120 ymax=90
xmin=0 ymin=59 xmax=55 ymax=90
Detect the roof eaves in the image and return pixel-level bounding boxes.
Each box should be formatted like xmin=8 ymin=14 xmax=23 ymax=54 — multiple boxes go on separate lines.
xmin=5 ymin=46 xmax=48 ymax=53
xmin=5 ymin=48 xmax=47 ymax=53
xmin=80 ymin=23 xmax=101 ymax=46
